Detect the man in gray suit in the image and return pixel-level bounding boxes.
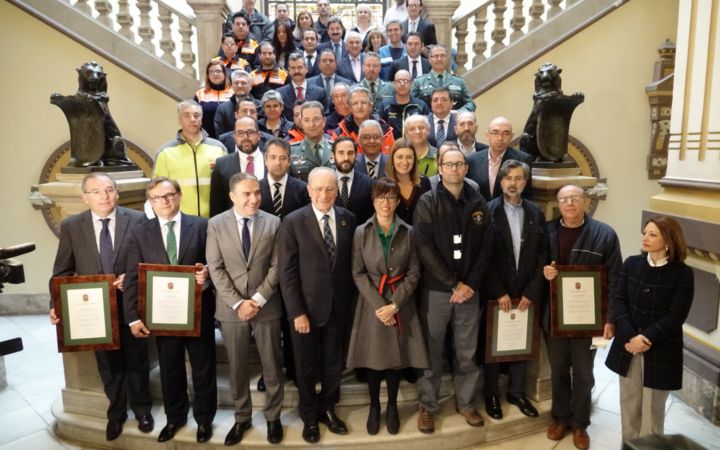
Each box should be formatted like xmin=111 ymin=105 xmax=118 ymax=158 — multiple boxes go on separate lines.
xmin=50 ymin=172 xmax=153 ymax=441
xmin=207 ymin=173 xmax=284 ymax=445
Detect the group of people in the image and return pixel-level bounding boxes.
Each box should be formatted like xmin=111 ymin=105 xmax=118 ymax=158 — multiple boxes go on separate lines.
xmin=48 ymin=2 xmax=695 ymax=449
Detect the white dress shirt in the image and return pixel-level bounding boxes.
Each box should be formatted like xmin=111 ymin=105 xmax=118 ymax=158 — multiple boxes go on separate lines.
xmin=312 ymin=204 xmax=337 ymax=244
xmin=231 ymin=210 xmax=267 ymax=308
xmin=90 ymin=210 xmax=117 ymax=251
xmin=236 ymin=148 xmax=265 ymax=180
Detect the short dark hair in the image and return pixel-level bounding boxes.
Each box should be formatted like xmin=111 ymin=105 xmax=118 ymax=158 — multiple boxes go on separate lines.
xmin=371 ymin=176 xmax=401 ymax=201
xmin=332 ymin=135 xmax=357 ymax=154
xmin=644 ymin=216 xmax=689 ymax=262
xmin=319 ymin=48 xmax=336 ymax=60
xmin=146 ymin=177 xmax=181 ymax=196
xmin=234 ymin=95 xmax=256 ymax=113
xmin=498 ymin=159 xmax=530 ymax=180
xmin=431 ymin=86 xmax=451 ymax=101
xmin=231 ymin=12 xmax=248 ymax=26
xmin=406 ymin=31 xmax=424 ymax=45
xmin=437 ymin=148 xmax=466 ymax=166
xmin=265 ymin=137 xmax=291 ymax=156
xmin=229 ymin=172 xmax=258 ymax=191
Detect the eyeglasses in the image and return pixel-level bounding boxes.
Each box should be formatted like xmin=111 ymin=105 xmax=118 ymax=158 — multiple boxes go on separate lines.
xmin=149 ymin=192 xmax=178 ymax=203
xmin=208 ymin=69 xmax=224 ymax=75
xmin=374 ymin=195 xmax=398 ymax=202
xmin=234 ymin=130 xmax=258 ymax=137
xmin=394 ymin=79 xmax=411 ymax=85
xmin=440 ymin=162 xmax=467 ymax=169
xmin=360 ymin=134 xmax=383 ymax=141
xmin=84 ymin=187 xmax=117 ymax=196
xmin=558 ymin=195 xmax=583 ymax=204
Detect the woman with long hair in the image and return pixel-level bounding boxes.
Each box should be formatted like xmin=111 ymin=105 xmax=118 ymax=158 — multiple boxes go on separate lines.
xmin=293 ymin=11 xmax=314 ymax=48
xmin=384 ymin=138 xmax=431 ymax=224
xmin=272 ymin=22 xmax=296 ymax=69
xmin=364 ymin=28 xmax=387 ymax=53
xmin=351 ymin=4 xmax=375 ymax=43
xmin=193 ymin=60 xmax=233 ymax=139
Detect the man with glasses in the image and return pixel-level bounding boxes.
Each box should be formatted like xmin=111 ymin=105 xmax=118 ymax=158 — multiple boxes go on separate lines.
xmin=333 ymin=86 xmax=395 ymax=154
xmin=467 ymin=116 xmax=533 ymax=202
xmin=412 ymin=44 xmax=475 ymax=112
xmin=154 ymin=100 xmax=226 ymax=218
xmin=50 ymin=172 xmax=153 ymax=442
xmin=379 ymin=69 xmax=429 ymax=139
xmin=542 ymin=185 xmax=622 ymax=450
xmin=124 ymin=177 xmax=217 ymax=444
xmin=214 ymin=70 xmax=258 ymax=137
xmin=210 ymin=116 xmax=265 ymax=217
xmin=355 ymin=120 xmax=389 ymax=180
xmin=279 ymin=167 xmax=357 ymax=443
xmin=414 ymin=148 xmax=491 ymax=433
xmin=290 ymin=101 xmax=333 ymax=181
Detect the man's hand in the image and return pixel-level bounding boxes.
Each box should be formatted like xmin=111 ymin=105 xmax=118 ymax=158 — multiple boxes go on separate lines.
xmin=375 ymin=304 xmax=397 ymax=326
xmin=496 ymin=294 xmax=512 ymax=313
xmin=113 ymin=273 xmax=126 ymax=292
xmin=517 ymin=296 xmax=532 ymax=312
xmin=625 ymin=334 xmax=651 ymax=355
xmin=543 ymin=261 xmax=558 ymax=281
xmin=237 ymin=301 xmax=260 ymax=321
xmin=49 ymin=308 xmax=60 ymax=325
xmin=450 ymin=281 xmax=474 ymax=303
xmin=195 ymin=263 xmax=208 ymax=285
xmin=294 ymin=314 xmax=311 ymax=334
xmin=130 ymin=321 xmax=151 ymax=338
xmin=603 ymin=323 xmax=615 ymax=340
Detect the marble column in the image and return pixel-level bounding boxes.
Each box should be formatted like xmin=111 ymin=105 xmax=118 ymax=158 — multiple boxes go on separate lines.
xmin=187 ymin=0 xmax=228 ymax=70
xmin=423 ymin=0 xmax=461 ymax=63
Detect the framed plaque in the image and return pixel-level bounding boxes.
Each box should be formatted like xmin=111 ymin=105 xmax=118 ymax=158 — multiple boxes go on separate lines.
xmin=138 ymin=263 xmax=202 ymax=336
xmin=485 ymin=300 xmax=539 ymax=363
xmin=51 ymin=274 xmax=119 ymax=352
xmin=550 ymin=265 xmax=607 ymax=337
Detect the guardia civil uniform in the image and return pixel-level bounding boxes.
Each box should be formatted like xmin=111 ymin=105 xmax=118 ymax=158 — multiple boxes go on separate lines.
xmin=411 ymin=70 xmax=476 ymax=112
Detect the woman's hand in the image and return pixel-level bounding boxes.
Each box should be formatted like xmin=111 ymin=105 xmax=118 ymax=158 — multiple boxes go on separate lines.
xmin=375 ymin=304 xmax=397 ymax=326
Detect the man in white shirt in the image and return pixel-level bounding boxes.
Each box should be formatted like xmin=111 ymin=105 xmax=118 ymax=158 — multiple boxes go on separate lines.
xmin=383 ymin=0 xmax=408 ymax=27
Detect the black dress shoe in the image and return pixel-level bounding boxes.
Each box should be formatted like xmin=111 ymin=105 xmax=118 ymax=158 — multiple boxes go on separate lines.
xmin=138 ymin=414 xmax=154 ymax=433
xmin=302 ymin=422 xmax=320 ymax=444
xmin=196 ymin=423 xmax=213 ymax=443
xmin=319 ymin=409 xmax=348 ymax=435
xmin=106 ymin=420 xmax=123 ymax=441
xmin=158 ymin=422 xmax=185 ymax=442
xmin=257 ymin=376 xmax=266 ymax=392
xmin=507 ymin=395 xmax=539 ymax=417
xmin=266 ymin=419 xmax=283 ymax=444
xmin=224 ymin=421 xmax=251 ymax=445
xmin=366 ymin=405 xmax=380 ymax=435
xmin=386 ymin=404 xmax=400 ymax=435
xmin=485 ymin=395 xmax=503 ymax=420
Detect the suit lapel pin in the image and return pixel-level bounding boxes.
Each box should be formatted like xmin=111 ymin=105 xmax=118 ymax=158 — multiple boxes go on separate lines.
xmin=341 ymin=220 xmax=347 ymax=227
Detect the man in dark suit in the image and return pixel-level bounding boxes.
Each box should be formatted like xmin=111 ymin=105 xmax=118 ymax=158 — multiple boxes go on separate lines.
xmin=336 ymin=31 xmax=364 ymax=83
xmin=124 ymin=177 xmax=217 ymax=444
xmin=355 ymin=120 xmax=389 ymax=179
xmin=307 ymin=50 xmax=351 ymax=111
xmin=300 ymin=29 xmax=322 ymax=78
xmin=427 ymin=87 xmax=457 ymax=147
xmin=316 ymin=17 xmax=347 ymax=61
xmin=483 ymin=159 xmax=545 ymax=421
xmin=276 ymin=53 xmax=327 ymax=121
xmin=402 ymin=0 xmax=437 ymax=51
xmin=214 ymin=71 xmax=256 ymax=137
xmin=217 ymin=99 xmax=272 ymax=154
xmin=207 ymin=173 xmax=284 ymax=445
xmin=453 ymin=110 xmax=489 ymax=155
xmin=466 ymin=117 xmax=534 ymax=202
xmin=278 ymin=167 xmax=356 ymax=444
xmin=260 ymin=138 xmax=310 ymax=219
xmin=211 ymin=116 xmax=266 ymax=217
xmin=389 ymin=32 xmax=431 ymax=81
xmin=332 ymin=136 xmax=374 ymax=224
xmin=49 ymin=172 xmax=153 ymax=442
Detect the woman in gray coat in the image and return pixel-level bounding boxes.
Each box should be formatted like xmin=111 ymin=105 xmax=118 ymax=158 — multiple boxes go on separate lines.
xmin=347 ymin=177 xmax=429 ymax=436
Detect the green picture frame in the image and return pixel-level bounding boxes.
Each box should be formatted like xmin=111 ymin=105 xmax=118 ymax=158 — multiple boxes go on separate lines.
xmin=138 ymin=263 xmax=202 ymax=336
xmin=550 ymin=265 xmax=607 ymax=337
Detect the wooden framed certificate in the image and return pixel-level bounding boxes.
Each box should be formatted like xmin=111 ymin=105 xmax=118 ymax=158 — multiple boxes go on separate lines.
xmin=51 ymin=274 xmax=119 ymax=352
xmin=138 ymin=263 xmax=202 ymax=336
xmin=485 ymin=300 xmax=539 ymax=363
xmin=550 ymin=265 xmax=607 ymax=337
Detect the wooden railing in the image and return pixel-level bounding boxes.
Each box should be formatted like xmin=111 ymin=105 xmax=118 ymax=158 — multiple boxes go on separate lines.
xmin=452 ymin=0 xmax=580 ymax=75
xmin=68 ymin=0 xmax=198 ymax=78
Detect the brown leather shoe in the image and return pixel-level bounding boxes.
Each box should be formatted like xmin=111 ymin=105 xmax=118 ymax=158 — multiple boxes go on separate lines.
xmin=417 ymin=406 xmax=435 ymax=434
xmin=459 ymin=408 xmax=485 ymax=427
xmin=547 ymin=421 xmax=569 ymax=440
xmin=572 ymin=428 xmax=590 ymax=450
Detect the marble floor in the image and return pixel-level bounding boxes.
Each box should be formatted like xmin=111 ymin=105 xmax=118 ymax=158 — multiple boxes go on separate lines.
xmin=1 ymin=314 xmax=719 ymax=450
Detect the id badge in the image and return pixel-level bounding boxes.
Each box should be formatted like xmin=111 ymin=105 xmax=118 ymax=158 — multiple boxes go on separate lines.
xmin=453 ymin=234 xmax=462 ymax=244
xmin=453 ymin=250 xmax=462 ymax=260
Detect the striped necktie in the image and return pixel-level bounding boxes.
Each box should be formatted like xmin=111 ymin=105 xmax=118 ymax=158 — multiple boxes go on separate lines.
xmin=322 ymin=214 xmax=336 ymax=268
xmin=272 ymin=182 xmax=283 ymax=218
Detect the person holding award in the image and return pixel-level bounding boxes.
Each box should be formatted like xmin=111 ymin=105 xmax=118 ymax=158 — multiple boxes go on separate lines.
xmin=50 ymin=172 xmax=153 ymax=441
xmin=346 ymin=177 xmax=429 ymax=435
xmin=124 ymin=177 xmax=217 ymax=444
xmin=605 ymin=216 xmax=694 ymax=444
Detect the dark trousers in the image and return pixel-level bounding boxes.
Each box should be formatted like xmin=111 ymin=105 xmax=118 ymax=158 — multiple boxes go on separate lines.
xmin=483 ymin=361 xmax=527 ymax=398
xmin=95 ymin=325 xmax=152 ymax=422
xmin=156 ymin=313 xmax=217 ymax=426
xmin=291 ymin=313 xmax=345 ymax=424
xmin=545 ymin=333 xmax=595 ymax=429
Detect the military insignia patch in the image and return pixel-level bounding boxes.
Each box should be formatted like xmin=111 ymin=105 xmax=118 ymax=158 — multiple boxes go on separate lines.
xmin=472 ymin=211 xmax=484 ymax=225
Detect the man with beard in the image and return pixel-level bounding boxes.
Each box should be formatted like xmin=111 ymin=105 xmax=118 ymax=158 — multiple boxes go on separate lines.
xmin=289 ymin=101 xmax=333 ymax=181
xmin=210 ymin=116 xmax=266 ymax=217
xmin=379 ymin=69 xmax=429 ymax=139
xmin=355 ymin=52 xmax=395 ymax=112
xmin=217 ymin=98 xmax=273 ymax=154
xmin=453 ymin=111 xmax=489 ymax=155
xmin=332 ymin=136 xmax=373 ymax=224
xmin=249 ymin=43 xmax=289 ymax=100
xmin=333 ymin=86 xmax=395 ymax=154
xmin=214 ymin=70 xmax=258 ymax=137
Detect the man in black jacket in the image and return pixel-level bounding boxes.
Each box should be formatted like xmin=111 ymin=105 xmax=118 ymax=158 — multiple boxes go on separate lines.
xmin=413 ymin=148 xmax=492 ymax=433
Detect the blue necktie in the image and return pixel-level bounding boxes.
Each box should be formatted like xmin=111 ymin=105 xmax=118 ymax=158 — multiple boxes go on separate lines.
xmin=436 ymin=119 xmax=446 ymax=147
xmin=241 ymin=218 xmax=251 ymax=260
xmin=99 ymin=218 xmax=114 ymax=274
xmin=322 ymin=214 xmax=336 ymax=268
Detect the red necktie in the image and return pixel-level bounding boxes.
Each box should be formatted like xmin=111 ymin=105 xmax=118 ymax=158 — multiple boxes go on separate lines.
xmin=246 ymin=155 xmax=254 ymax=174
xmin=296 ymin=86 xmax=304 ymax=100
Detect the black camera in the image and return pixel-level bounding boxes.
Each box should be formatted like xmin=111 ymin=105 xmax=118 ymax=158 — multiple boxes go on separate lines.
xmin=0 ymin=243 xmax=35 ymax=357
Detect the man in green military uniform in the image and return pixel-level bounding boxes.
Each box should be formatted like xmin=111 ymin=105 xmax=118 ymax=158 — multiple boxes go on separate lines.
xmin=355 ymin=52 xmax=396 ymax=113
xmin=289 ymin=101 xmax=333 ymax=181
xmin=411 ymin=44 xmax=475 ymax=112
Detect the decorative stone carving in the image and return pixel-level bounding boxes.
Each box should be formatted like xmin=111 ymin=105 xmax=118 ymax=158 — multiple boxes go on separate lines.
xmin=645 ymin=39 xmax=675 ymax=179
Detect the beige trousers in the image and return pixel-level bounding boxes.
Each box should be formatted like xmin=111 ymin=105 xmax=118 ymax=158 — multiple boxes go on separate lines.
xmin=618 ymin=354 xmax=670 ymax=442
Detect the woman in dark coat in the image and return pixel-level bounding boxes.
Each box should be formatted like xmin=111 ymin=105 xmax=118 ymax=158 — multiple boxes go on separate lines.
xmin=347 ymin=177 xmax=429 ymax=435
xmin=384 ymin=139 xmax=431 ymax=225
xmin=605 ymin=215 xmax=694 ymax=443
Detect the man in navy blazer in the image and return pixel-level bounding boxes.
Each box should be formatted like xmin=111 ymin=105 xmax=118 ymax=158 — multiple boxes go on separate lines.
xmin=307 ymin=49 xmax=352 ymax=113
xmin=401 ymin=0 xmax=437 ymax=51
xmin=278 ymin=167 xmax=356 ymax=443
xmin=354 ymin=120 xmax=389 ymax=179
xmin=124 ymin=177 xmax=217 ymax=444
xmin=260 ymin=138 xmax=310 ymax=219
xmin=332 ymin=136 xmax=374 ymax=224
xmin=466 ymin=117 xmax=533 ymax=201
xmin=316 ymin=17 xmax=347 ymax=61
xmin=50 ymin=172 xmax=153 ymax=441
xmin=276 ymin=53 xmax=328 ymax=121
xmin=426 ymin=87 xmax=457 ymax=147
xmin=336 ymin=31 xmax=364 ymax=83
xmin=389 ymin=32 xmax=431 ymax=81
